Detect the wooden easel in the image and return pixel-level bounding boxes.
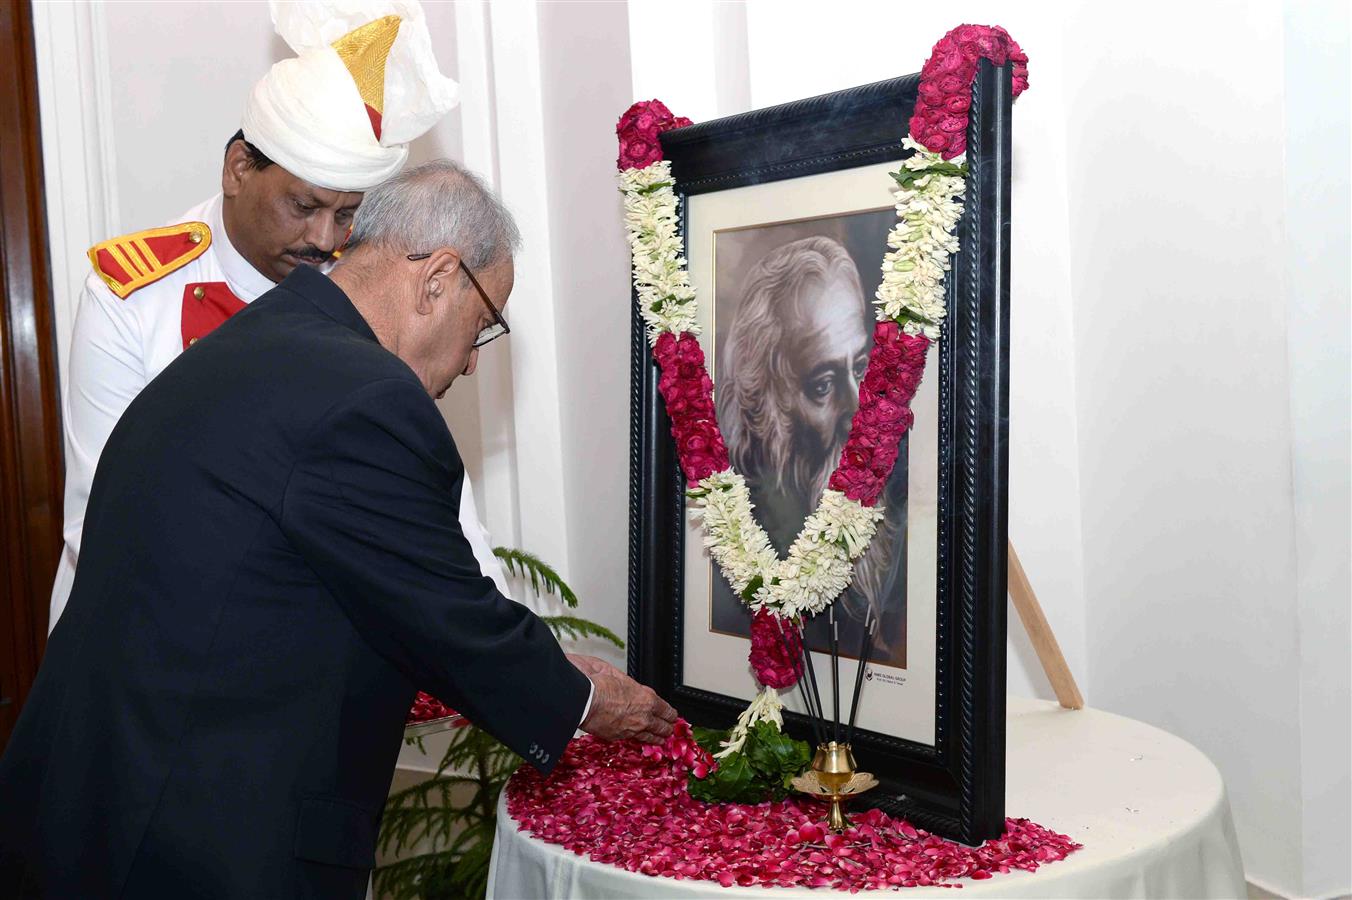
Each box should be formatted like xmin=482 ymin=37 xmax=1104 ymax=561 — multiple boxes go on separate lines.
xmin=1006 ymin=541 xmax=1083 ymax=709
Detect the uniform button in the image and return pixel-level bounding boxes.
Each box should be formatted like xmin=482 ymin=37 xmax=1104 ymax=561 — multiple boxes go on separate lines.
xmin=192 ymin=286 xmax=205 ymax=300
xmin=189 ymin=230 xmax=203 ymax=244
xmin=189 ymin=337 xmax=199 ymax=346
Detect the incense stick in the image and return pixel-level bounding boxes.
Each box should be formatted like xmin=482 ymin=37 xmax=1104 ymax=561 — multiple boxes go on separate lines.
xmin=800 ymin=629 xmax=822 ymax=740
xmin=777 ymin=620 xmax=823 ymax=745
xmin=829 ymin=609 xmax=841 ymax=745
xmin=800 ymin=627 xmax=827 ymax=745
xmin=846 ymin=613 xmax=877 ymax=746
xmin=799 ymin=626 xmax=827 ymax=746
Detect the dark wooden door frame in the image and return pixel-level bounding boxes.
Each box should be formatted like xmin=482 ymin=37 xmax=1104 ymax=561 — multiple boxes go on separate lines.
xmin=0 ymin=0 xmax=64 ymax=749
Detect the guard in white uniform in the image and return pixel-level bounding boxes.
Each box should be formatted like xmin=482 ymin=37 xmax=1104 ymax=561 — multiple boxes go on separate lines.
xmin=51 ymin=0 xmax=509 ymax=630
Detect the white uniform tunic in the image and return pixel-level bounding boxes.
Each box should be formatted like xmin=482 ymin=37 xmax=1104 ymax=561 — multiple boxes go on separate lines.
xmin=51 ymin=193 xmax=508 ymax=629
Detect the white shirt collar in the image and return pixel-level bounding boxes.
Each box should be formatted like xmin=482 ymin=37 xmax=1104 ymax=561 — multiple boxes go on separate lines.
xmin=204 ymin=193 xmax=278 ymax=302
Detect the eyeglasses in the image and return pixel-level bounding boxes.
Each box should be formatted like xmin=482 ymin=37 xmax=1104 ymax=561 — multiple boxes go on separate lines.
xmin=408 ymin=253 xmax=510 ymax=348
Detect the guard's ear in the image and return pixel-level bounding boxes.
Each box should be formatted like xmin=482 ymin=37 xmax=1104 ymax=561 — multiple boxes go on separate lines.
xmin=221 ymin=139 xmax=254 ymax=198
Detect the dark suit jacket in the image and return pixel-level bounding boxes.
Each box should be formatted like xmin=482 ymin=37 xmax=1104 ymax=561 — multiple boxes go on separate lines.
xmin=0 ymin=265 xmax=590 ymax=899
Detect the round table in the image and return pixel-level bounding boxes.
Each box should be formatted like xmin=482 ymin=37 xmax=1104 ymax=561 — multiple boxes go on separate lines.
xmin=486 ymin=698 xmax=1245 ymax=898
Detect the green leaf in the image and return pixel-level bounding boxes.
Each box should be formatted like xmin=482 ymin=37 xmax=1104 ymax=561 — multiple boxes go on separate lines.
xmin=541 ymin=615 xmax=624 ymax=649
xmin=739 ymin=575 xmax=764 ymax=603
xmin=889 ymin=159 xmax=968 ymax=191
xmin=688 ymin=751 xmax=763 ymax=803
xmin=684 ymin=722 xmax=811 ymax=804
xmin=690 ymin=725 xmax=726 ymax=756
xmin=890 ymin=169 xmax=919 ymax=189
xmin=493 ymin=547 xmax=579 ymax=608
xmin=742 ymin=720 xmax=812 ymax=798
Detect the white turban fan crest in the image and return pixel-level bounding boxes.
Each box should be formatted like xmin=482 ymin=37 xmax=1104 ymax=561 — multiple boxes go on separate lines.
xmin=241 ymin=0 xmax=460 ymax=192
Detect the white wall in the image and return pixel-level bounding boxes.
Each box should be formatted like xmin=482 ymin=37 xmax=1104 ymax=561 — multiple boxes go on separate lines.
xmin=1060 ymin=0 xmax=1304 ymax=890
xmin=102 ymin=0 xmax=279 ymax=229
xmin=33 ymin=1 xmax=1350 ymax=896
xmin=1282 ymin=2 xmax=1352 ymax=897
xmin=536 ymin=0 xmax=636 ymax=666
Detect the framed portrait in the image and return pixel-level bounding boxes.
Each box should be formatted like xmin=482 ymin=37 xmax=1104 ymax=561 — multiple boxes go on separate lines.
xmin=628 ymin=62 xmax=1013 ymax=845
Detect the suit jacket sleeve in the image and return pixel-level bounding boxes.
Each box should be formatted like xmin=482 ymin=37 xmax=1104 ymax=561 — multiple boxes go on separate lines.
xmin=279 ymin=377 xmax=591 ymax=772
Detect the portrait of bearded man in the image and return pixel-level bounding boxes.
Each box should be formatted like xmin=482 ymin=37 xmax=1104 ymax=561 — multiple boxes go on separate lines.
xmin=710 ymin=226 xmax=909 ymax=668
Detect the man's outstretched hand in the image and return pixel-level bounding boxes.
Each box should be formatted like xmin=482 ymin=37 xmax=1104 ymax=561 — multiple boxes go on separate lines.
xmin=569 ymin=655 xmax=677 ymax=744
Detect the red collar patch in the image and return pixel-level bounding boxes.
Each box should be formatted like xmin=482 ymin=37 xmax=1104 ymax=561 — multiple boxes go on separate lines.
xmin=181 ymin=282 xmax=247 ymax=350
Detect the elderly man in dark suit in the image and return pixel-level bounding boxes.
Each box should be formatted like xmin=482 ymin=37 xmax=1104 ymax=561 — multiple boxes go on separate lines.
xmin=0 ymin=159 xmax=674 ymax=899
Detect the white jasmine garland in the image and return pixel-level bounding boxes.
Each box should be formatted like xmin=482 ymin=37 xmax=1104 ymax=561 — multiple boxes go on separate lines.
xmin=761 ymin=492 xmax=885 ymax=619
xmin=874 ymin=138 xmax=966 ymax=339
xmin=712 ymin=686 xmax=784 ymax=759
xmin=619 ymin=161 xmax=700 ymax=342
xmin=687 ymin=470 xmax=778 ymax=598
xmin=689 ymin=472 xmax=884 ymax=618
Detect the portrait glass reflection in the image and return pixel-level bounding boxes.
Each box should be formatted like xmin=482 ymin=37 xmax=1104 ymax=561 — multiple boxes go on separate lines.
xmin=708 ymin=208 xmax=908 ymax=668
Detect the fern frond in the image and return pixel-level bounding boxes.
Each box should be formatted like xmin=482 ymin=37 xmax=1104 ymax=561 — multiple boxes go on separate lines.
xmin=492 ymin=547 xmax=579 ymax=608
xmin=372 ymin=851 xmax=456 ymax=900
xmin=450 ymin=836 xmax=495 ymax=898
xmin=385 ymin=773 xmax=482 ymax=805
xmin=541 ymin=615 xmax=623 ymax=648
xmin=378 ymin=806 xmax=478 ymax=855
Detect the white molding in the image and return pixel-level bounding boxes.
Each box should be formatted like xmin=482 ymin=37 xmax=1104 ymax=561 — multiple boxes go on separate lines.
xmin=628 ymin=0 xmax=720 ymax=124
xmin=444 ymin=0 xmax=575 ymax=589
xmin=712 ymin=0 xmax=752 ymax=116
xmin=480 ymin=0 xmax=573 ymax=580
xmin=454 ymin=0 xmax=523 ymax=553
xmin=30 ymin=0 xmax=120 ymax=388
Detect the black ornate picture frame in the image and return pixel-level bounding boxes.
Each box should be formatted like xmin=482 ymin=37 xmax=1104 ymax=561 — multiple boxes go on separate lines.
xmin=628 ymin=62 xmax=1012 ymax=845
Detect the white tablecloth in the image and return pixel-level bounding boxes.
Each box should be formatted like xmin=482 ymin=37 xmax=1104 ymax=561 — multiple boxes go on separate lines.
xmin=486 ymin=697 xmax=1246 ymax=899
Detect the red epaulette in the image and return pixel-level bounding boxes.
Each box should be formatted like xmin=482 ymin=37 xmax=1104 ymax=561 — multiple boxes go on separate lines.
xmin=87 ymin=222 xmax=212 ymax=299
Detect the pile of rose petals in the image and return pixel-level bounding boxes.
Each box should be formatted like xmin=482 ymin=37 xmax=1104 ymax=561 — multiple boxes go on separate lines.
xmin=640 ymin=720 xmax=717 ymax=779
xmin=507 ymin=736 xmax=1080 ymax=891
xmin=406 ymin=691 xmax=461 ymax=724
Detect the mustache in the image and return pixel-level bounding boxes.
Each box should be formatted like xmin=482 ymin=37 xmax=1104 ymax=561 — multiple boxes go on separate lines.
xmin=285 ymin=247 xmax=334 ymax=264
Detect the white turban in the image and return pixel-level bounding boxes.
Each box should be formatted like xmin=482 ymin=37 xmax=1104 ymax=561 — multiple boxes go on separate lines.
xmin=241 ymin=0 xmax=459 ymax=192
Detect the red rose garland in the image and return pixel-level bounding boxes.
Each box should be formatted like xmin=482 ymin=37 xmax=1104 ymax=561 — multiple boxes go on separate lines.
xmin=653 ymin=332 xmax=730 ymax=482
xmin=616 ymin=99 xmax=692 ymax=170
xmin=828 ymin=321 xmax=929 ymax=506
xmin=748 ymin=609 xmax=805 ymax=689
xmin=911 ymin=24 xmax=1029 ymax=159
